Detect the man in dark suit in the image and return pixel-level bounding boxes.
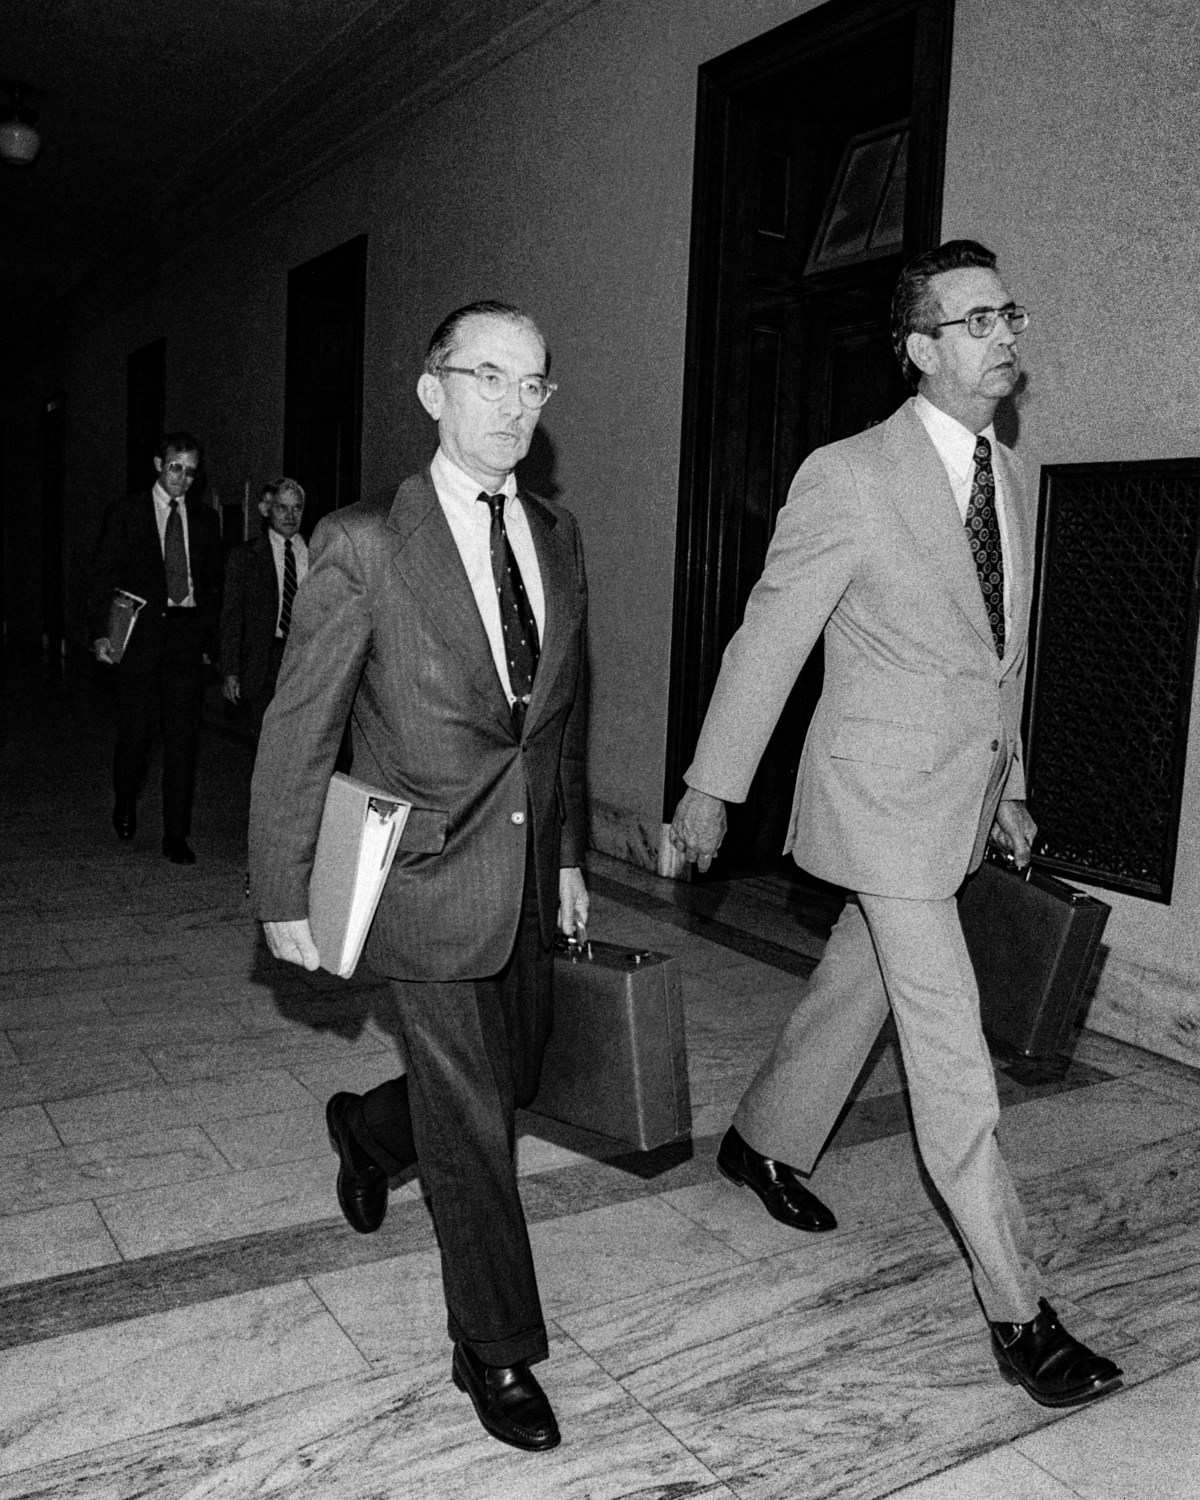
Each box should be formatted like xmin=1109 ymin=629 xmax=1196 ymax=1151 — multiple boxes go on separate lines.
xmin=670 ymin=242 xmax=1121 ymax=1409
xmin=221 ymin=477 xmax=308 ymax=739
xmin=249 ymin=302 xmax=589 ymax=1452
xmin=89 ymin=431 xmax=222 ymax=864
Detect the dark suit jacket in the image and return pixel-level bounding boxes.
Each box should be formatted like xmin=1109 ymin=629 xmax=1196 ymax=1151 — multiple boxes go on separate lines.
xmin=88 ymin=491 xmax=223 ymax=667
xmin=248 ymin=468 xmax=589 ymax=982
xmin=220 ymin=533 xmax=279 ymax=698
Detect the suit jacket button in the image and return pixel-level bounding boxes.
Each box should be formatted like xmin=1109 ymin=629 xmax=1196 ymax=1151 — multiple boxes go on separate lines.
xmin=511 ymin=811 xmax=525 ymax=826
xmin=990 ymin=739 xmax=1000 ymax=752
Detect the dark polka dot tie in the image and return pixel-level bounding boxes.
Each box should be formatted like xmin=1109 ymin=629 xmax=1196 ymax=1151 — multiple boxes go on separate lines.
xmin=478 ymin=492 xmax=540 ymax=733
xmin=965 ymin=435 xmax=1004 ymax=659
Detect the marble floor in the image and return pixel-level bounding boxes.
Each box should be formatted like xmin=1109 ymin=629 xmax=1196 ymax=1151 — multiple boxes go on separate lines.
xmin=2 ymin=655 xmax=1200 ymax=1499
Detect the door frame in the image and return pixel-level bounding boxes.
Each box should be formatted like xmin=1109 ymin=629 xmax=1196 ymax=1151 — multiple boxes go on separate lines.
xmin=662 ymin=0 xmax=956 ymax=822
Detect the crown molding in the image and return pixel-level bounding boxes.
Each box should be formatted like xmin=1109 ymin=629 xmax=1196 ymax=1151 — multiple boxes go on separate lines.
xmin=9 ymin=0 xmax=603 ymax=352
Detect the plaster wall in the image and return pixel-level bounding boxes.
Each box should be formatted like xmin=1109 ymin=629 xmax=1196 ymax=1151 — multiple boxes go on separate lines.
xmin=943 ymin=0 xmax=1200 ymax=1064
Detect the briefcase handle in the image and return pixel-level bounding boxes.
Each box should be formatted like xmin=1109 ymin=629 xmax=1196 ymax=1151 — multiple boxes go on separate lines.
xmin=983 ymin=843 xmax=1033 ymax=882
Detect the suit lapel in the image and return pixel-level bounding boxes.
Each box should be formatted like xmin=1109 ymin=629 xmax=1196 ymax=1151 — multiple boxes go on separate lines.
xmin=256 ymin=535 xmax=279 ymax=618
xmin=387 ymin=471 xmax=514 ymax=733
xmin=994 ymin=443 xmax=1033 ymax=674
xmin=522 ymin=490 xmax=578 ymax=732
xmin=884 ymin=402 xmax=1001 ymax=655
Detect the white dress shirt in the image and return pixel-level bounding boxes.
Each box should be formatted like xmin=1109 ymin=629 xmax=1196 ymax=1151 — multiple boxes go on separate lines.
xmin=151 ymin=481 xmax=194 ymax=606
xmin=914 ymin=393 xmax=1012 ymax=635
xmin=430 ymin=447 xmax=546 ymax=706
xmin=268 ymin=528 xmax=309 ymax=638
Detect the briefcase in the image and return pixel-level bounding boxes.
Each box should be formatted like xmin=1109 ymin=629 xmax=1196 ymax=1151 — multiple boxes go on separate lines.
xmin=531 ymin=938 xmax=692 ymax=1151
xmin=959 ymin=855 xmax=1111 ymax=1057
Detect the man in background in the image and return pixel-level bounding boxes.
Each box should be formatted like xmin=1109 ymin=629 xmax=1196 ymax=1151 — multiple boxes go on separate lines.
xmin=221 ymin=477 xmax=308 ymax=739
xmin=250 ymin=301 xmax=589 ymax=1452
xmin=89 ymin=430 xmax=222 ymax=865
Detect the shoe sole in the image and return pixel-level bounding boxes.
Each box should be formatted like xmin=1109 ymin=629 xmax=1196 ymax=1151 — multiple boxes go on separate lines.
xmin=451 ymin=1354 xmax=561 ymax=1452
xmin=995 ymin=1352 xmax=1124 ymax=1408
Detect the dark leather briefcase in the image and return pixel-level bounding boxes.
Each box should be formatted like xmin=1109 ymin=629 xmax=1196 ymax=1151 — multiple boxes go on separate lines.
xmin=959 ymin=855 xmax=1111 ymax=1057
xmin=531 ymin=939 xmax=692 ymax=1151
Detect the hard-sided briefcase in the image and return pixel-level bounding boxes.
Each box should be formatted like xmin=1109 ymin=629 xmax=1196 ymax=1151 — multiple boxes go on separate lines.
xmin=959 ymin=855 xmax=1111 ymax=1057
xmin=531 ymin=938 xmax=692 ymax=1151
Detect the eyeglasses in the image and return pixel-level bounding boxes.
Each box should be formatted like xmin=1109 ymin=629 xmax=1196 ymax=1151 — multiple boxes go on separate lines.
xmin=439 ymin=364 xmax=557 ymax=410
xmin=164 ymin=461 xmax=199 ymax=477
xmin=934 ymin=305 xmax=1029 ymax=339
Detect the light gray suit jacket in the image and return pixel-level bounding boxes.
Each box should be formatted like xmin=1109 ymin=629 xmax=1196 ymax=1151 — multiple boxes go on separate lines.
xmin=249 ymin=468 xmax=589 ymax=981
xmin=687 ymin=398 xmax=1032 ymax=900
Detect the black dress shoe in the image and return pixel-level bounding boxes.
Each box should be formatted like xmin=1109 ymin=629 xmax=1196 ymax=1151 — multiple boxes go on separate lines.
xmin=162 ymin=836 xmax=196 ymax=864
xmin=716 ymin=1125 xmax=837 ymax=1232
xmin=112 ymin=800 xmax=137 ymax=841
xmin=452 ymin=1342 xmax=560 ymax=1451
xmin=991 ymin=1298 xmax=1123 ymax=1408
xmin=326 ymin=1092 xmax=388 ymax=1234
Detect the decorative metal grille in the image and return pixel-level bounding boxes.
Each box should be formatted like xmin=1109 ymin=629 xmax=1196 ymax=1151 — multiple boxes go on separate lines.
xmin=1025 ymin=459 xmax=1200 ymax=901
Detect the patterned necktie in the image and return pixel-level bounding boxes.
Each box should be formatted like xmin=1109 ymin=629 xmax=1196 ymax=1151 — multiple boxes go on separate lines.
xmin=164 ymin=500 xmax=189 ymax=604
xmin=478 ymin=492 xmax=540 ymax=733
xmin=964 ymin=435 xmax=1004 ymax=659
xmin=279 ymin=537 xmax=297 ymax=639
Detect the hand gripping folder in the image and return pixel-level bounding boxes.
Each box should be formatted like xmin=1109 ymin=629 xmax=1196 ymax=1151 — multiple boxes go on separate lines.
xmin=532 ymin=938 xmax=692 ymax=1151
xmin=309 ymin=773 xmax=411 ymax=978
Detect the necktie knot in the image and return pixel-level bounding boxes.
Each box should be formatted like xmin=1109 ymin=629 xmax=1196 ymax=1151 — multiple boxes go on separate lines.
xmin=973 ymin=435 xmax=991 ymax=464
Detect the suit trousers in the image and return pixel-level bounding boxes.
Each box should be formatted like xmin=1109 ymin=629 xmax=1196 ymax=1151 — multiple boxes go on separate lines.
xmin=733 ymin=894 xmax=1043 ymax=1323
xmin=349 ymin=846 xmax=554 ymax=1367
xmin=113 ymin=611 xmax=205 ymax=838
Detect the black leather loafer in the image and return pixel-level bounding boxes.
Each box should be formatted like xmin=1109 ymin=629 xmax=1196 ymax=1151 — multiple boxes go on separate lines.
xmin=716 ymin=1125 xmax=837 ymax=1232
xmin=452 ymin=1342 xmax=560 ymax=1451
xmin=162 ymin=836 xmax=196 ymax=864
xmin=113 ymin=799 xmax=136 ymax=840
xmin=991 ymin=1298 xmax=1122 ymax=1407
xmin=326 ymin=1092 xmax=388 ymax=1234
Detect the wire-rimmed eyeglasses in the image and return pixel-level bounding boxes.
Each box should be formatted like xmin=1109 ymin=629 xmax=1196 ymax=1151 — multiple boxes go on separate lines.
xmin=934 ymin=305 xmax=1029 ymax=339
xmin=440 ymin=364 xmax=557 ymax=409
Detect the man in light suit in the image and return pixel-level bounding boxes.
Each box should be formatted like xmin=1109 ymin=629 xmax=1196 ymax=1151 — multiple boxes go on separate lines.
xmin=221 ymin=477 xmax=308 ymax=738
xmin=89 ymin=431 xmax=222 ymax=865
xmin=670 ymin=242 xmax=1121 ymax=1409
xmin=249 ymin=302 xmax=588 ymax=1452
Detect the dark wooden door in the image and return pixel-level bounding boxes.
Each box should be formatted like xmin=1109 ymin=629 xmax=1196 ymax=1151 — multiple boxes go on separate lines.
xmin=283 ymin=235 xmax=367 ymax=532
xmin=666 ymin=0 xmax=953 ymax=875
xmin=41 ymin=392 xmax=66 ymax=661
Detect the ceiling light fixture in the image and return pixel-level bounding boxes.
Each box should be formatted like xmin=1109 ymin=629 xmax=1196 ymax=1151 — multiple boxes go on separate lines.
xmin=0 ymin=85 xmax=42 ymax=167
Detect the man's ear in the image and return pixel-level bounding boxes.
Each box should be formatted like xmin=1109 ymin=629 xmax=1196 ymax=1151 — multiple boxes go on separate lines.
xmin=152 ymin=456 xmax=164 ymax=477
xmin=257 ymin=500 xmax=272 ymax=518
xmin=417 ymin=372 xmax=444 ymax=420
xmin=906 ymin=330 xmax=938 ymax=379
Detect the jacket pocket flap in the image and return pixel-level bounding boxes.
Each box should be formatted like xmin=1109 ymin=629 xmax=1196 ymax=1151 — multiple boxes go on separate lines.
xmin=397 ymin=807 xmax=448 ymax=854
xmin=830 ymin=718 xmax=935 ymax=771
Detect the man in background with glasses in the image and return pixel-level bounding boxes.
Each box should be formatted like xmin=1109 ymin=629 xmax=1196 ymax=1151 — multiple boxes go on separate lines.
xmin=671 ymin=242 xmax=1122 ymax=1409
xmin=89 ymin=430 xmax=222 ymax=864
xmin=250 ymin=301 xmax=589 ymax=1452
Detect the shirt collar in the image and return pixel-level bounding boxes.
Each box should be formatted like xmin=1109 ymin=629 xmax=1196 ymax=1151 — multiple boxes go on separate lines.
xmin=432 ymin=447 xmax=518 ymax=511
xmin=152 ymin=481 xmax=175 ymax=508
xmin=914 ymin=393 xmax=997 ymax=482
